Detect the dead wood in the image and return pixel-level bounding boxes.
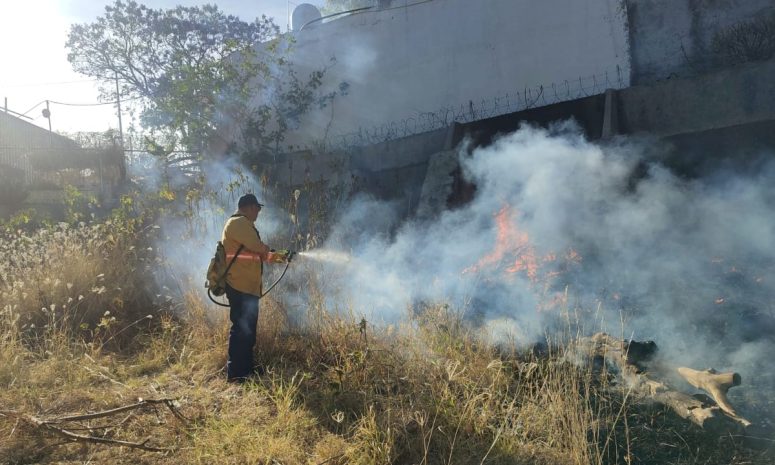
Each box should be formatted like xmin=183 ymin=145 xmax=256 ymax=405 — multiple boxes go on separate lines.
xmin=574 ymin=333 xmax=746 ymax=433
xmin=677 ymin=367 xmax=752 ymax=427
xmin=0 ymin=398 xmax=186 ymax=453
xmin=31 ymin=416 xmax=169 ymax=452
xmin=48 ymin=398 xmax=186 ymax=423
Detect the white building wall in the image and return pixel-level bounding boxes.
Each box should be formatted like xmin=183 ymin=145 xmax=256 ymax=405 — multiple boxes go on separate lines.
xmin=280 ymin=0 xmax=631 ymax=147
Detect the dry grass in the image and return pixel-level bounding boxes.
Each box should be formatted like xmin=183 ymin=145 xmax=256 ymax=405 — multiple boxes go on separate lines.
xmin=1 ymin=220 xmax=773 ymax=465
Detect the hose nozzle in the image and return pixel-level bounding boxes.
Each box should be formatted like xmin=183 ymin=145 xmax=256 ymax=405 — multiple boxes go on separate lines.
xmin=268 ymin=249 xmax=297 ymax=263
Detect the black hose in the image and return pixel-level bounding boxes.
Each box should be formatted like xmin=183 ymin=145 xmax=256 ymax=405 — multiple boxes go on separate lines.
xmin=207 ymin=259 xmax=292 ymax=307
xmin=259 ymin=259 xmax=292 ymax=298
xmin=207 ymin=289 xmax=231 ymax=307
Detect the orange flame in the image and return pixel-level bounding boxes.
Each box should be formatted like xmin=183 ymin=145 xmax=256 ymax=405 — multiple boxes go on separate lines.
xmin=463 ymin=206 xmax=535 ymax=278
xmin=462 ymin=205 xmax=584 ymax=312
xmin=462 ymin=205 xmax=580 ymax=287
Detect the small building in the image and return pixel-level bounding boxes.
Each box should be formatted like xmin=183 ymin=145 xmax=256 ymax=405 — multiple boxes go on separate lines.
xmin=0 ymin=110 xmax=125 ymax=216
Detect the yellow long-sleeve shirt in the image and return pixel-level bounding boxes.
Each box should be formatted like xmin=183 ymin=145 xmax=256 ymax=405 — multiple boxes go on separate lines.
xmin=221 ymin=214 xmax=271 ymax=297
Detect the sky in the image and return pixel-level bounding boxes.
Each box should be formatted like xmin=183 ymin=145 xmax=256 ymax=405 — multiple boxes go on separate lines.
xmin=0 ymin=0 xmax=312 ymax=135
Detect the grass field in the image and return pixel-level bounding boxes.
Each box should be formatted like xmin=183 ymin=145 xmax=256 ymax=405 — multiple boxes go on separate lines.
xmin=1 ymin=219 xmax=773 ymax=465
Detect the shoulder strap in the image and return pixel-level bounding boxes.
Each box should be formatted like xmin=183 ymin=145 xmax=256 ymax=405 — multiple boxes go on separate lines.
xmin=220 ymin=244 xmax=245 ymax=281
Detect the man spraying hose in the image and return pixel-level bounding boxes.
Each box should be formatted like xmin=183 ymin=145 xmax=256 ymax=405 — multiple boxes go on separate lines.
xmin=221 ymin=194 xmax=290 ymax=383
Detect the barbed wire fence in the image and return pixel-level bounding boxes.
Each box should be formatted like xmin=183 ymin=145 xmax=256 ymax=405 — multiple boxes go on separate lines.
xmin=317 ymin=67 xmax=627 ymax=152
xmin=110 ymin=65 xmax=624 ymax=164
xmin=2 ymin=66 xmax=627 ymax=193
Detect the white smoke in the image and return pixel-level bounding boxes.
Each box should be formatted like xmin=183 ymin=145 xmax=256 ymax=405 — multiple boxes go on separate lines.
xmin=145 ymin=120 xmax=774 ymax=392
xmin=150 ymin=156 xmax=287 ymax=308
xmin=297 ymin=123 xmax=775 ymax=373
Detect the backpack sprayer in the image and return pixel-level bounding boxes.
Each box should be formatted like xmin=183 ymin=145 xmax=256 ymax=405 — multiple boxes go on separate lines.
xmin=206 ymin=247 xmax=297 ymax=307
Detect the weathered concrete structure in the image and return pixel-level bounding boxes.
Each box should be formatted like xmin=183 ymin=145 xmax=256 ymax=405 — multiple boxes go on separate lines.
xmin=625 ymin=0 xmax=774 ymax=84
xmin=279 ymin=0 xmax=631 ymax=145
xmin=268 ymin=0 xmax=773 ymax=148
xmin=261 ymin=56 xmax=775 ymax=221
xmin=247 ymin=0 xmax=775 ymax=228
xmin=619 ymin=59 xmax=775 ymax=137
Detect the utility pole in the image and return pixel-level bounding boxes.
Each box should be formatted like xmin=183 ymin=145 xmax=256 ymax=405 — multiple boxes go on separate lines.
xmin=44 ymin=100 xmax=52 ymax=147
xmin=113 ymin=71 xmax=127 ymax=184
xmin=115 ymin=72 xmax=127 ymax=184
xmin=4 ymin=97 xmax=7 ymax=113
xmin=45 ymin=100 xmax=52 ymax=132
xmin=115 ymin=72 xmax=124 ymax=145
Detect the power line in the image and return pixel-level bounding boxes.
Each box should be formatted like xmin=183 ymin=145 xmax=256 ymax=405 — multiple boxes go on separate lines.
xmin=19 ymin=96 xmax=144 ymax=115
xmin=21 ymin=100 xmax=46 ymax=116
xmin=48 ymin=96 xmax=144 ymax=107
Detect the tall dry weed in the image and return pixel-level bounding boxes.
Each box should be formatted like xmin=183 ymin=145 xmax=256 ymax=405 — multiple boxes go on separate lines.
xmin=0 ymin=221 xmax=161 ymax=357
xmin=1 ymin=196 xmax=769 ymax=465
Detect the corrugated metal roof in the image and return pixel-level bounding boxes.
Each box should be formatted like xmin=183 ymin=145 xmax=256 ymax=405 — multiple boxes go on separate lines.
xmin=0 ymin=111 xmax=80 ymax=151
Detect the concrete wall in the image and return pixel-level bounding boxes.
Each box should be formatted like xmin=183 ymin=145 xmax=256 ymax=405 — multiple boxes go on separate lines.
xmin=0 ymin=111 xmax=79 ymax=181
xmin=261 ymin=55 xmax=775 ymax=224
xmin=280 ymin=0 xmax=630 ymax=146
xmin=626 ymin=0 xmax=774 ymax=84
xmin=265 ymin=126 xmax=453 ymax=219
xmin=618 ymin=58 xmax=775 ymax=137
xmin=250 ymin=0 xmax=775 ymax=226
xmin=237 ymin=0 xmax=775 ymax=153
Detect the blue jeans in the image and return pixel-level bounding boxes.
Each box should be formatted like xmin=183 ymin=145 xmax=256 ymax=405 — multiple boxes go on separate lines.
xmin=225 ymin=284 xmax=260 ymax=380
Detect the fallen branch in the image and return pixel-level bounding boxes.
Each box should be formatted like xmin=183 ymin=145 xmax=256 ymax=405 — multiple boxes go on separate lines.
xmin=677 ymin=367 xmax=752 ymax=427
xmin=40 ymin=420 xmax=169 ymax=452
xmin=49 ymin=398 xmax=188 ymax=425
xmin=0 ymin=398 xmax=186 ymax=453
xmin=81 ymin=364 xmax=130 ymax=388
xmin=573 ymin=333 xmax=747 ymax=433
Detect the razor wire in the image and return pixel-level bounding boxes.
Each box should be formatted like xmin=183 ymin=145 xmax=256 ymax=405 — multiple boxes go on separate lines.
xmin=320 ymin=67 xmax=626 ymax=152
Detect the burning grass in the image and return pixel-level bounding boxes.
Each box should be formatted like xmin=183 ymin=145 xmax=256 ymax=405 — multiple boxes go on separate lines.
xmin=0 ymin=220 xmax=773 ymax=465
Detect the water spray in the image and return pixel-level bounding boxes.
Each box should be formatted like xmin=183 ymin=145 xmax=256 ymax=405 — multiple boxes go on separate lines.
xmin=296 ymin=249 xmax=352 ymax=265
xmin=207 ymin=248 xmax=352 ymax=307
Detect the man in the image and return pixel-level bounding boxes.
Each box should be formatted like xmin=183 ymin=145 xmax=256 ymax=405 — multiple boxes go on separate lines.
xmin=221 ymin=193 xmax=284 ymax=383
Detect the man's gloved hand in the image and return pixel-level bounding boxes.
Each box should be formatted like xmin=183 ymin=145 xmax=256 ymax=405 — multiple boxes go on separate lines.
xmin=268 ymin=249 xmax=292 ymax=263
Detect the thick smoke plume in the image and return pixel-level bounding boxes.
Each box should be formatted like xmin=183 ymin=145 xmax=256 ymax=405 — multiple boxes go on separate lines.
xmin=299 ymin=123 xmax=774 ymax=377
xmin=136 ymin=155 xmax=285 ymax=306
xmin=145 ymin=121 xmax=774 ymax=401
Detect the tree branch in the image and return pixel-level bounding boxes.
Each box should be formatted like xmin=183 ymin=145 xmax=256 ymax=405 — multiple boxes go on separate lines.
xmin=47 ymin=398 xmax=184 ymax=423
xmin=0 ymin=398 xmax=188 ymax=453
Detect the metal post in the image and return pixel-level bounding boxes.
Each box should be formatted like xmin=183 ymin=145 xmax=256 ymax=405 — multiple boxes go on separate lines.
xmin=45 ymin=100 xmax=52 ymax=148
xmin=98 ymin=147 xmax=105 ymax=199
xmin=45 ymin=100 xmax=51 ymax=132
xmin=602 ymin=88 xmax=619 ymax=140
xmin=114 ymin=72 xmax=127 ymax=188
xmin=115 ymin=72 xmax=124 ymax=146
xmin=4 ymin=97 xmax=7 ymax=113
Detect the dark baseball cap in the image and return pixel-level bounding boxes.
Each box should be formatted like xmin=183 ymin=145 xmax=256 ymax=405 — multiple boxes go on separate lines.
xmin=237 ymin=193 xmax=264 ymax=209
